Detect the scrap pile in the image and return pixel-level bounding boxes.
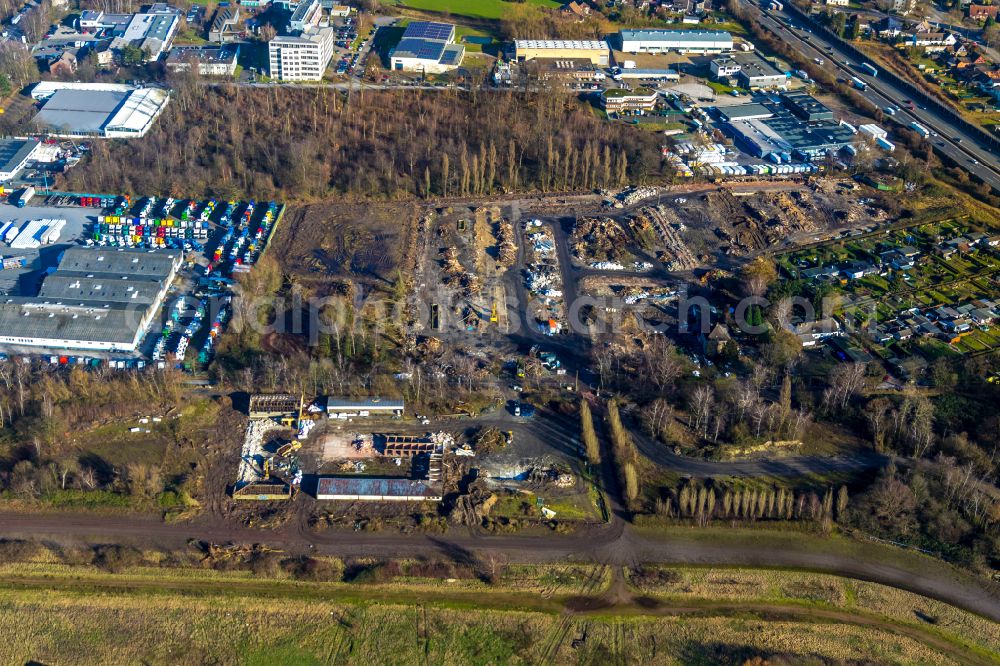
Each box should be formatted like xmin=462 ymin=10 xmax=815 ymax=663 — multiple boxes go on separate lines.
xmin=496 ymin=219 xmax=517 ymax=266
xmin=440 ymin=246 xmax=480 ymax=296
xmin=631 ymin=206 xmax=697 ymax=270
xmin=570 ymin=217 xmax=631 ymax=265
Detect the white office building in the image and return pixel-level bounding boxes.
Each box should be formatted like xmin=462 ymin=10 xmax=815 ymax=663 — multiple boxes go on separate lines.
xmin=268 ymin=27 xmax=334 ymax=81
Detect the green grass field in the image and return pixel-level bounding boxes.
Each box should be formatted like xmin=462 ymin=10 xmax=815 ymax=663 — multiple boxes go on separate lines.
xmin=0 ymin=559 xmax=994 ymax=665
xmin=391 ymin=0 xmax=561 ymax=19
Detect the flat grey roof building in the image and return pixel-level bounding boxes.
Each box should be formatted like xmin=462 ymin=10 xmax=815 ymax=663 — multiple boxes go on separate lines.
xmin=0 ymin=247 xmax=181 ymax=353
xmin=718 ymin=103 xmax=774 ymax=121
xmin=0 ymin=137 xmax=41 ymax=182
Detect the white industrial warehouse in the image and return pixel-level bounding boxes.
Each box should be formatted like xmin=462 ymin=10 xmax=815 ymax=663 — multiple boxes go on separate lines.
xmin=615 ymin=29 xmax=734 ymax=54
xmin=30 ymin=82 xmax=171 ymax=138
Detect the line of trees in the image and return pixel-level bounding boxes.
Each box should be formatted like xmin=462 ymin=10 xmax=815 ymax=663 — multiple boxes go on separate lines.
xmin=607 ymin=398 xmax=640 ymax=506
xmin=655 ymin=480 xmax=849 ymax=528
xmin=579 ymin=399 xmax=600 ymax=465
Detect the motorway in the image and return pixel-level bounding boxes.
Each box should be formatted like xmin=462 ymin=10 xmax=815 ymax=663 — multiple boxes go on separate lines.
xmin=752 ymin=2 xmax=1000 ymax=190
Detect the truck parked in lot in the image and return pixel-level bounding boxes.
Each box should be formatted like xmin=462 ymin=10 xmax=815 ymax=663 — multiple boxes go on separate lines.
xmin=16 ymin=186 xmax=35 ymax=208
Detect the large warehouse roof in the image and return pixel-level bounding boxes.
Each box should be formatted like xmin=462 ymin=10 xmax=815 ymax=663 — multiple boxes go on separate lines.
xmin=0 ymin=138 xmax=40 ymax=177
xmin=30 ymin=81 xmax=133 ymax=100
xmin=34 ymin=88 xmax=131 ymax=134
xmin=619 ymin=29 xmax=732 ymax=42
xmin=32 ymin=85 xmax=170 ymax=138
xmin=515 ymin=39 xmax=609 ymax=50
xmin=57 ymin=247 xmax=180 ymax=278
xmin=38 ymin=274 xmax=164 ymax=305
xmin=0 ymin=300 xmax=144 ymax=345
xmin=0 ymin=247 xmax=180 ymax=351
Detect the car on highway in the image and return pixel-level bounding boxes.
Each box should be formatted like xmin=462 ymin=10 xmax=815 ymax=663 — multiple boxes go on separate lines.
xmin=953 ymin=136 xmax=963 ymax=143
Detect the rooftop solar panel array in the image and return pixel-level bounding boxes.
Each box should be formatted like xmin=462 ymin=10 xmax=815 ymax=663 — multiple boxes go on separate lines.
xmin=402 ymin=20 xmax=453 ymax=41
xmin=393 ymin=37 xmax=446 ymax=61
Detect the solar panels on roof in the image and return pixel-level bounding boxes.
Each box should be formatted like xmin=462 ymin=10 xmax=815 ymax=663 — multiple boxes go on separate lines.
xmin=402 ymin=20 xmax=453 ymax=41
xmin=393 ymin=37 xmax=446 ymax=61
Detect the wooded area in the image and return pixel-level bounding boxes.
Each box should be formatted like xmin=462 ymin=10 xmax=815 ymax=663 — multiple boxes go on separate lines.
xmin=62 ymin=84 xmax=665 ymax=201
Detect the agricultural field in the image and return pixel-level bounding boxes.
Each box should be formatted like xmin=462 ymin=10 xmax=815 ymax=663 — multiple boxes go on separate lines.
xmin=0 ymin=560 xmax=992 ymax=666
xmin=388 ymin=0 xmax=561 ymax=20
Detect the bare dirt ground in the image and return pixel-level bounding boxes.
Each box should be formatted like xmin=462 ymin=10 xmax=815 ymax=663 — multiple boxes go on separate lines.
xmin=270 ymin=202 xmax=419 ymax=293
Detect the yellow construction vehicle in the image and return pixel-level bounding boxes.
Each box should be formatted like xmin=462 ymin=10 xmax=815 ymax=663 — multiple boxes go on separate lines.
xmin=276 ymin=441 xmax=302 ymax=457
xmin=490 ymin=302 xmax=499 ymax=323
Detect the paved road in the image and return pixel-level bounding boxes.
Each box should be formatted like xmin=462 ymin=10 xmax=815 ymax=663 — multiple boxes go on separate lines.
xmin=2 ymin=509 xmax=998 ymax=621
xmin=754 ymin=2 xmax=1000 ymax=190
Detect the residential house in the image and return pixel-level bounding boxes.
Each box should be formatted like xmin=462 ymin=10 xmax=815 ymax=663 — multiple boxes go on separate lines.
xmin=48 ymin=50 xmax=77 ymax=76
xmin=968 ymin=3 xmax=999 ymax=22
xmin=561 ymin=1 xmax=591 ymax=19
xmin=904 ymin=31 xmax=958 ymax=52
xmin=874 ymin=16 xmax=905 ymax=39
xmin=794 ymin=318 xmax=841 ymax=347
xmin=208 ymin=6 xmax=241 ymax=43
xmin=702 ymin=322 xmax=732 ymax=356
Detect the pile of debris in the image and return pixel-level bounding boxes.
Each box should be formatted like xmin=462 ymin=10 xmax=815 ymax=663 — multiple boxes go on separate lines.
xmin=352 ymin=433 xmax=375 ymax=454
xmin=496 ymin=219 xmax=517 ymax=266
xmin=571 ymin=217 xmax=631 ymax=264
xmin=631 ymin=206 xmax=697 ymax=270
xmin=450 ymin=480 xmax=498 ymax=526
xmin=604 ymin=185 xmax=660 ymax=208
xmin=238 ymin=419 xmax=279 ymax=484
xmin=527 ymin=265 xmax=562 ymax=297
xmin=474 ymin=427 xmax=509 ymax=455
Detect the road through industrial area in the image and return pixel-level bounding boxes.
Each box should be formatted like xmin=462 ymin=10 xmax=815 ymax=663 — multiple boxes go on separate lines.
xmin=753 ymin=1 xmax=1000 ymax=190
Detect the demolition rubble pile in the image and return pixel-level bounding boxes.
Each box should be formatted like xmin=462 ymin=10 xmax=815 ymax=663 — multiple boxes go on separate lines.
xmin=630 ymin=206 xmax=698 ymax=270
xmin=570 ymin=216 xmax=631 ymax=265
xmin=496 ymin=219 xmax=517 ymax=266
xmin=440 ymin=246 xmax=480 ymax=296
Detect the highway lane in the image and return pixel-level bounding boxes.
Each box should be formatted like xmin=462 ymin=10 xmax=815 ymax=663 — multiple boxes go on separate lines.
xmin=753 ymin=3 xmax=1000 ymax=190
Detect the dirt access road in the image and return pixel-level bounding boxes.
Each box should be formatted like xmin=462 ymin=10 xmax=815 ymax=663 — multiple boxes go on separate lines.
xmin=1 ymin=509 xmax=998 ymax=623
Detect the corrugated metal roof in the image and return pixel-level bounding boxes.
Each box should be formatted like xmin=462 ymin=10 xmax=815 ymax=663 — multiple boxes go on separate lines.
xmin=326 ymin=397 xmax=404 ymax=410
xmin=619 ymin=29 xmax=732 ymax=43
xmin=316 ymin=477 xmax=437 ymax=497
xmin=515 ymin=39 xmax=609 ymax=50
xmin=0 ymin=299 xmax=144 ymax=344
xmin=57 ymin=247 xmax=179 ymax=278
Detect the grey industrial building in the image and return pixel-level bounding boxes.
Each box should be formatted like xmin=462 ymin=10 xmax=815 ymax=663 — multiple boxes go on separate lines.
xmin=0 ymin=247 xmax=181 ymax=352
xmin=781 ymin=91 xmax=834 ymax=121
xmin=723 ymin=108 xmax=857 ymax=161
xmin=733 ymin=52 xmax=786 ymax=89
